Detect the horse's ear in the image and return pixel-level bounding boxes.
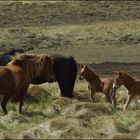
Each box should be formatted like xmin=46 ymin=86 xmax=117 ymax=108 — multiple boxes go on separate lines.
xmin=115 ymin=71 xmax=121 ymax=76
xmin=45 ymin=55 xmax=53 ymax=65
xmin=116 ymin=71 xmax=122 ymax=76
xmin=80 ymin=64 xmax=84 ymax=68
xmin=85 ymin=65 xmax=88 ymax=68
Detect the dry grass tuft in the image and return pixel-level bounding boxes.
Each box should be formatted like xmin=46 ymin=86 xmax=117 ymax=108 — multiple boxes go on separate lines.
xmin=27 ymin=85 xmax=52 ymax=102
xmin=108 ymin=132 xmax=133 ymax=139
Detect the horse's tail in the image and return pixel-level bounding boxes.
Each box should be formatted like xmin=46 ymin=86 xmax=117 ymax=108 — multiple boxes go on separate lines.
xmin=70 ymin=56 xmax=78 ymax=77
xmin=68 ymin=56 xmax=78 ymax=97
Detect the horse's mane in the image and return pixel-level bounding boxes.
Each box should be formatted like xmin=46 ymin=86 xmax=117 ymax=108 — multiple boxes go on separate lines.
xmin=8 ymin=54 xmax=45 ymax=65
xmin=87 ymin=65 xmax=101 ymax=81
xmin=8 ymin=54 xmax=47 ymax=81
xmin=121 ymin=72 xmax=136 ymax=82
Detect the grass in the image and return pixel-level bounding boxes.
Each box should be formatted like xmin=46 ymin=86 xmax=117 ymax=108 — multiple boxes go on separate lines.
xmin=0 ymin=83 xmax=139 ymax=139
xmin=0 ymin=20 xmax=140 ymax=64
xmin=0 ymin=74 xmax=136 ymax=139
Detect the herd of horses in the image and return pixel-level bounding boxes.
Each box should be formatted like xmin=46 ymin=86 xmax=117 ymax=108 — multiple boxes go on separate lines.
xmin=0 ymin=52 xmax=139 ymax=115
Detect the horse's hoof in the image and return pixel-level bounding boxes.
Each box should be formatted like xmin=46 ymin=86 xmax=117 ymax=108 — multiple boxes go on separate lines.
xmin=121 ymin=111 xmax=125 ymax=115
xmin=113 ymin=103 xmax=117 ymax=108
xmin=19 ymin=111 xmax=22 ymax=114
xmin=90 ymin=99 xmax=94 ymax=102
xmin=3 ymin=112 xmax=8 ymax=115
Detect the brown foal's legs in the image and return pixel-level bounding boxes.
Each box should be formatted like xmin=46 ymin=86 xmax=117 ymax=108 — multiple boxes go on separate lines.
xmin=105 ymin=93 xmax=112 ymax=103
xmin=90 ymin=89 xmax=95 ymax=102
xmin=110 ymin=88 xmax=117 ymax=107
xmin=1 ymin=95 xmax=11 ymax=114
xmin=104 ymin=90 xmax=112 ymax=104
xmin=112 ymin=95 xmax=117 ymax=107
xmin=122 ymin=94 xmax=135 ymax=114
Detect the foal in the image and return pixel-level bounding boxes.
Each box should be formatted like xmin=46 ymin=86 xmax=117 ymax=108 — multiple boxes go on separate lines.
xmin=113 ymin=71 xmax=140 ymax=114
xmin=79 ymin=64 xmax=117 ymax=106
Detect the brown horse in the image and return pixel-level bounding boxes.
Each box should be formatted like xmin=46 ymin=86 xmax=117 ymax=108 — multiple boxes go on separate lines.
xmin=0 ymin=54 xmax=54 ymax=114
xmin=79 ymin=64 xmax=117 ymax=106
xmin=112 ymin=71 xmax=140 ymax=114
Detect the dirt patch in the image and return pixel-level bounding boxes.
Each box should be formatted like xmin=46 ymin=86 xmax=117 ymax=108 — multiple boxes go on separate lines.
xmin=77 ymin=62 xmax=140 ymax=78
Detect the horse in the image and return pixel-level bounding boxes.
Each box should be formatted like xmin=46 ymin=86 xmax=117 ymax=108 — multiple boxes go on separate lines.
xmin=0 ymin=48 xmax=24 ymax=66
xmin=31 ymin=53 xmax=77 ymax=98
xmin=112 ymin=71 xmax=140 ymax=114
xmin=0 ymin=54 xmax=54 ymax=114
xmin=79 ymin=64 xmax=117 ymax=106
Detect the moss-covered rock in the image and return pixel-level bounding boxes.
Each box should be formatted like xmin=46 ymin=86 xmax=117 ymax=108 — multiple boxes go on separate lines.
xmin=27 ymin=85 xmax=52 ymax=102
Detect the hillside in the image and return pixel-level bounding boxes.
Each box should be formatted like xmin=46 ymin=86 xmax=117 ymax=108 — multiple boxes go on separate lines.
xmin=0 ymin=1 xmax=140 ymax=27
xmin=0 ymin=1 xmax=140 ymax=64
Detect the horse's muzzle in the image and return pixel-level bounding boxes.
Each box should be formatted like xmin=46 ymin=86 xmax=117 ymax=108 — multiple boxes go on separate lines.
xmin=112 ymin=83 xmax=119 ymax=90
xmin=79 ymin=75 xmax=84 ymax=81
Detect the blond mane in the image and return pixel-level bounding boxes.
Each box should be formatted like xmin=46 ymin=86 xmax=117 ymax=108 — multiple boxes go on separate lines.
xmin=8 ymin=54 xmax=45 ymax=65
xmin=8 ymin=54 xmax=48 ymax=81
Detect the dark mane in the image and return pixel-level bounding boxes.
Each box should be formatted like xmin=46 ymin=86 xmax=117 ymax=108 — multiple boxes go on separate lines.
xmin=121 ymin=72 xmax=136 ymax=82
xmin=87 ymin=65 xmax=101 ymax=81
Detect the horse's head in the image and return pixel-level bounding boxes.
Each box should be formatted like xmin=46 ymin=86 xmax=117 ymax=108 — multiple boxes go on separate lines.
xmin=41 ymin=55 xmax=56 ymax=82
xmin=113 ymin=71 xmax=124 ymax=89
xmin=79 ymin=64 xmax=89 ymax=81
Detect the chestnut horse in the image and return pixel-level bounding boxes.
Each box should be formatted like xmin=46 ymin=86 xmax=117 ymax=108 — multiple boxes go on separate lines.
xmin=0 ymin=54 xmax=54 ymax=114
xmin=112 ymin=71 xmax=140 ymax=114
xmin=79 ymin=64 xmax=117 ymax=106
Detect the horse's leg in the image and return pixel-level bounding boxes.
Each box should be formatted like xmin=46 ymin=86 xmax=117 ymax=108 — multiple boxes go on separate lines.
xmin=90 ymin=89 xmax=95 ymax=102
xmin=110 ymin=88 xmax=117 ymax=107
xmin=1 ymin=95 xmax=11 ymax=114
xmin=133 ymin=97 xmax=139 ymax=109
xmin=112 ymin=94 xmax=117 ymax=107
xmin=58 ymin=81 xmax=73 ymax=98
xmin=68 ymin=66 xmax=77 ymax=98
xmin=19 ymin=91 xmax=26 ymax=114
xmin=105 ymin=93 xmax=112 ymax=103
xmin=122 ymin=94 xmax=135 ymax=114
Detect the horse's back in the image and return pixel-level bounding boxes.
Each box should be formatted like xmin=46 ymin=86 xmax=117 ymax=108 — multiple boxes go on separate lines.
xmin=132 ymin=80 xmax=140 ymax=95
xmin=0 ymin=55 xmax=12 ymax=66
xmin=102 ymin=78 xmax=114 ymax=92
xmin=51 ymin=53 xmax=77 ymax=80
xmin=102 ymin=78 xmax=114 ymax=84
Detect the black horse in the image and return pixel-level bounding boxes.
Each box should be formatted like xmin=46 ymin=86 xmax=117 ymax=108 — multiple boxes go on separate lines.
xmin=31 ymin=54 xmax=78 ymax=98
xmin=0 ymin=48 xmax=24 ymax=66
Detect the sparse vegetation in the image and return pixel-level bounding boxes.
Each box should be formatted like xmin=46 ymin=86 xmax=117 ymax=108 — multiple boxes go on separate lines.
xmin=0 ymin=1 xmax=140 ymax=139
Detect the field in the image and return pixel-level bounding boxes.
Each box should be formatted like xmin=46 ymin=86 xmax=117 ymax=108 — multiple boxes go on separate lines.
xmin=0 ymin=1 xmax=140 ymax=139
